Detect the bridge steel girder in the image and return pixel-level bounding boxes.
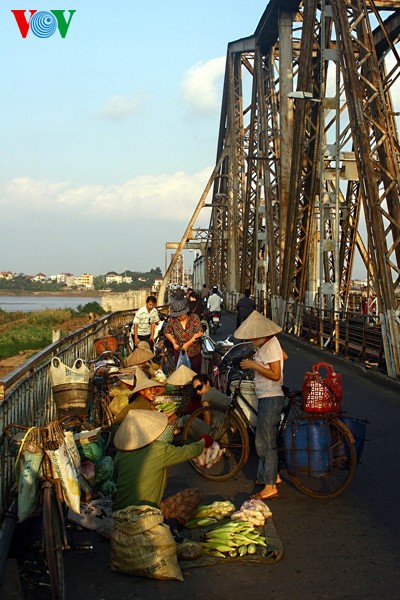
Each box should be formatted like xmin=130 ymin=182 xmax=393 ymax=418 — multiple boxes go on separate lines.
xmin=330 ymin=0 xmax=400 ymax=376
xmin=167 ymin=0 xmax=400 ymax=377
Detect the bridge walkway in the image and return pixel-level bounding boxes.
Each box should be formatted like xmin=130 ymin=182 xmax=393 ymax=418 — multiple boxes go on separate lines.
xmin=61 ymin=311 xmax=400 ymax=600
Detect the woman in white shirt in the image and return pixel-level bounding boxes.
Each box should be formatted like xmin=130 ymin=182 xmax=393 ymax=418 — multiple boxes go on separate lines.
xmin=236 ymin=311 xmax=287 ymax=501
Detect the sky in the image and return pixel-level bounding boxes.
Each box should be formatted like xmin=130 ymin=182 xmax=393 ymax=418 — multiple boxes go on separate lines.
xmin=0 ymin=0 xmax=269 ymax=276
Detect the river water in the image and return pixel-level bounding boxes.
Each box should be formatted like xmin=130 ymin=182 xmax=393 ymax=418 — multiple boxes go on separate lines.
xmin=0 ymin=296 xmax=101 ymax=313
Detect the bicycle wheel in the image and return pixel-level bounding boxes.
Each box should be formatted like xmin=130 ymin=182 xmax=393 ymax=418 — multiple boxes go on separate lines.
xmin=42 ymin=484 xmax=66 ymax=600
xmin=182 ymin=406 xmax=250 ymax=481
xmin=288 ymin=418 xmax=357 ymax=499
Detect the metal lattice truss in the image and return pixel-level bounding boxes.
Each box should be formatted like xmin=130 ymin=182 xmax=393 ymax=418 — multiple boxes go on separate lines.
xmin=161 ymin=0 xmax=400 ymax=377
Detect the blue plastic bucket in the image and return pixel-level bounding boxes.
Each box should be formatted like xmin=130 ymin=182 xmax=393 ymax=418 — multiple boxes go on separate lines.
xmin=339 ymin=417 xmax=367 ymax=461
xmin=284 ymin=419 xmax=332 ymax=477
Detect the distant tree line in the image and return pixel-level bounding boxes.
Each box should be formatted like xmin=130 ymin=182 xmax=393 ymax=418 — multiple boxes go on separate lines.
xmin=0 ymin=268 xmax=163 ymax=293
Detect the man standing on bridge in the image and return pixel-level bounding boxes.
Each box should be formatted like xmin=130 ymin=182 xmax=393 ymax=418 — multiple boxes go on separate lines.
xmin=235 ymin=288 xmax=256 ymax=328
xmin=132 ymin=295 xmax=160 ymax=349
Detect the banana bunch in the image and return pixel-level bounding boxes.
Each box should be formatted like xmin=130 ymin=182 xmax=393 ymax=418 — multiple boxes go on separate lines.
xmin=190 ymin=501 xmax=236 ymax=522
xmin=154 ymin=400 xmax=180 ymax=413
xmin=201 ymin=520 xmax=267 ymax=558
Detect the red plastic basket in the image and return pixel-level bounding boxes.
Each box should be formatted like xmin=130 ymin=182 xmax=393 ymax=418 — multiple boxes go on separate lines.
xmin=302 ymin=362 xmax=342 ymax=413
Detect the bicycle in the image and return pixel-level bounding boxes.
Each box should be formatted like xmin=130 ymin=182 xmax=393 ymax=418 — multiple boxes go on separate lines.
xmin=1 ymin=418 xmax=85 ymax=600
xmin=182 ymin=344 xmax=359 ymax=499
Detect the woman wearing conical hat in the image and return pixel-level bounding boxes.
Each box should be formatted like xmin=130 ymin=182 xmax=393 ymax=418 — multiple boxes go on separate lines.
xmin=113 ymin=368 xmax=166 ymax=425
xmin=113 ymin=410 xmax=210 ymax=520
xmin=235 ymin=311 xmax=288 ymax=501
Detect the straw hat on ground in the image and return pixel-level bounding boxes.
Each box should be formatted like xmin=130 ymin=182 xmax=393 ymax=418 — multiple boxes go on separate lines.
xmin=165 ymin=364 xmax=197 ymax=387
xmin=170 ymin=299 xmax=189 ymax=318
xmin=131 ymin=367 xmax=165 ymax=395
xmin=114 ymin=410 xmax=168 ymax=451
xmin=234 ymin=310 xmax=282 ymax=340
xmin=126 ymin=347 xmax=154 ymax=367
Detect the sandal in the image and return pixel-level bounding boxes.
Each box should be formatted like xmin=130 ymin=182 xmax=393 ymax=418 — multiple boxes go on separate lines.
xmin=251 ymin=490 xmax=280 ymax=501
xmin=255 ymin=475 xmax=282 ymax=486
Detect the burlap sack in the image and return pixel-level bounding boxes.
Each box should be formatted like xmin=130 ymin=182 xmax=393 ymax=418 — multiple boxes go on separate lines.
xmin=110 ymin=505 xmax=183 ymax=581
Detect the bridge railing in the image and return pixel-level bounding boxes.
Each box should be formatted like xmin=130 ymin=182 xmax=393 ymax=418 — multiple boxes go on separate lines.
xmin=0 ymin=309 xmax=137 ymax=516
xmin=225 ymin=292 xmax=384 ymax=370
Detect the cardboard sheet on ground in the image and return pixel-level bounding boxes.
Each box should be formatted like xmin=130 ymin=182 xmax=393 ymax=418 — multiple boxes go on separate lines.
xmin=179 ymin=517 xmax=284 ymax=568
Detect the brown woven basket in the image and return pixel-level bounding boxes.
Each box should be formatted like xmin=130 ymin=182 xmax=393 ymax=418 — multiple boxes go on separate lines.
xmin=52 ymin=382 xmax=90 ymax=416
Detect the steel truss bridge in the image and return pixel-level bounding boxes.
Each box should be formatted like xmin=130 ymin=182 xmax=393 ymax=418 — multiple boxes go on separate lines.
xmin=158 ymin=0 xmax=400 ymax=379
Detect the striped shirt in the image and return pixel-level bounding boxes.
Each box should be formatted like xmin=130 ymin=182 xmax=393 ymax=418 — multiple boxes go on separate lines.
xmin=133 ymin=305 xmax=159 ymax=336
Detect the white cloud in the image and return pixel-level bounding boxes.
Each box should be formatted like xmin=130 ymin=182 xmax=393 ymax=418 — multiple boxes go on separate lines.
xmin=99 ymin=91 xmax=149 ymax=119
xmin=181 ymin=56 xmax=225 ymax=115
xmin=0 ymin=168 xmax=213 ymax=222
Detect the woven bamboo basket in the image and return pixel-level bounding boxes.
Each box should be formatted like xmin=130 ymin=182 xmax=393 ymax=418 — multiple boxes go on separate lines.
xmin=52 ymin=382 xmax=90 ymax=416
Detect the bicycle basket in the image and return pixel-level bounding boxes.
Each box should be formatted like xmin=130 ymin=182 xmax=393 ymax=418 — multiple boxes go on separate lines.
xmin=50 ymin=357 xmax=90 ymax=386
xmin=302 ymin=362 xmax=342 ymax=414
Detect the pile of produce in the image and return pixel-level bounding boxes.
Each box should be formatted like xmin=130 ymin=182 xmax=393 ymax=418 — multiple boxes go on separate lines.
xmin=201 ymin=520 xmax=267 ymax=558
xmin=153 ymin=369 xmax=167 ymax=382
xmin=230 ymin=498 xmax=272 ymax=527
xmin=188 ymin=500 xmax=236 ymax=524
xmin=193 ymin=442 xmax=223 ymax=469
xmin=154 ymin=399 xmax=181 ymax=413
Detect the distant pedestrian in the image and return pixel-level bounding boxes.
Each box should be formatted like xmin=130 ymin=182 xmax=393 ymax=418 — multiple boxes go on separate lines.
xmin=236 ymin=288 xmax=256 ymax=327
xmin=200 ymin=283 xmax=210 ymax=300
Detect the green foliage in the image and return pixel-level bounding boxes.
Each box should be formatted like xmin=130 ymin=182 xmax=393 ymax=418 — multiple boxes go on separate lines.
xmin=93 ymin=276 xmax=106 ymax=290
xmin=0 ymin=303 xmax=102 ymax=360
xmin=28 ymin=309 xmax=73 ymax=325
xmin=74 ymin=301 xmax=105 ymax=315
xmin=0 ymin=325 xmax=53 ymax=359
xmin=0 ymin=276 xmax=66 ymax=293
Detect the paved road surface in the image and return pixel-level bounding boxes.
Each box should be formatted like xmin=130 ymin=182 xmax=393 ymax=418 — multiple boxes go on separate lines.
xmin=62 ymin=311 xmax=400 ymax=600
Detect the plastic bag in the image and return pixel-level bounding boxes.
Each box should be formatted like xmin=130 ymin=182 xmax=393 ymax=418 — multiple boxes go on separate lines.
xmin=77 ymin=438 xmax=105 ymax=463
xmin=17 ymin=450 xmax=43 ymax=522
xmin=68 ymin=496 xmax=113 ymax=531
xmin=47 ymin=441 xmax=81 ymax=514
xmin=176 ymin=351 xmax=191 ymax=369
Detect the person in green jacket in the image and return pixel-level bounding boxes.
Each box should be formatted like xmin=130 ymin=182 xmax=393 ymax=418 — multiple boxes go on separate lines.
xmin=113 ymin=410 xmax=211 ymax=512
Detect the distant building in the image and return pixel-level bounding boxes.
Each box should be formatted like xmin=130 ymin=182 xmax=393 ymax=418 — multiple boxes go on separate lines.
xmin=32 ymin=272 xmax=47 ymax=282
xmin=75 ymin=273 xmax=94 ymax=289
xmin=65 ymin=274 xmax=76 ymax=287
xmin=0 ymin=271 xmax=15 ymax=280
xmin=152 ymin=278 xmax=163 ymax=293
xmin=105 ymin=272 xmax=133 ymax=285
xmin=106 ymin=272 xmax=123 ymax=284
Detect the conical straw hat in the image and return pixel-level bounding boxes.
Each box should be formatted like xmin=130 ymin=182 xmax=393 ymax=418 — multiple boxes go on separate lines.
xmin=116 ymin=365 xmax=138 ymax=386
xmin=114 ymin=410 xmax=168 ymax=450
xmin=137 ymin=341 xmax=151 ymax=351
xmin=131 ymin=367 xmax=165 ymax=395
xmin=234 ymin=310 xmax=282 ymax=339
xmin=165 ymin=364 xmax=197 ymax=386
xmin=126 ymin=347 xmax=154 ymax=367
